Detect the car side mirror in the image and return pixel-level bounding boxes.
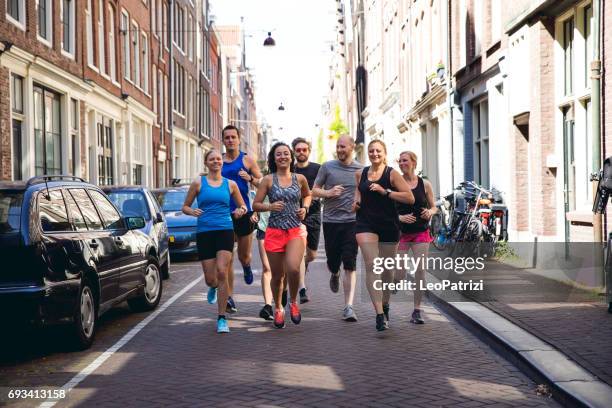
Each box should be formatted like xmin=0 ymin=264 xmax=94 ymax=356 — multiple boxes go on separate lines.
xmin=156 ymin=212 xmax=164 ymax=223
xmin=126 ymin=216 xmax=146 ymax=230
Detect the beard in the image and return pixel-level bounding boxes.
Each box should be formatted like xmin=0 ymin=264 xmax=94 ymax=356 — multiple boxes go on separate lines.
xmin=337 ymin=152 xmax=347 ymax=161
xmin=296 ymin=155 xmax=308 ymax=163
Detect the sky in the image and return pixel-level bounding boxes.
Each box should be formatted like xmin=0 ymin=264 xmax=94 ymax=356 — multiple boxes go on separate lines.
xmin=209 ymin=0 xmax=337 ymax=146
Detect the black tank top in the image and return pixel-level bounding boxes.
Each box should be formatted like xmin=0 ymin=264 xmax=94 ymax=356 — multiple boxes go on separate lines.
xmin=396 ymin=176 xmax=429 ymax=233
xmin=357 ymin=166 xmax=398 ymax=229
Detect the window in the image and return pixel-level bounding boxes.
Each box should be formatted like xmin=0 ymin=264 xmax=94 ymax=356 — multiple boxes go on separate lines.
xmin=97 ymin=118 xmax=114 ymax=185
xmin=132 ymin=23 xmax=140 ymax=87
xmin=69 ymin=189 xmax=103 ymax=230
xmin=121 ymin=12 xmax=130 ymax=80
xmin=70 ymin=98 xmax=79 ymax=175
xmin=98 ymin=0 xmax=106 ymax=73
xmin=164 ymin=74 xmax=169 ymax=131
xmin=11 ymin=74 xmax=23 ymax=114
xmin=173 ymin=62 xmax=185 ymax=115
xmin=201 ymin=89 xmax=209 ymax=137
xmin=175 ymin=4 xmax=184 ymax=51
xmin=473 ymin=99 xmax=490 ymax=188
xmin=157 ymin=0 xmax=162 ymax=36
xmin=187 ymin=76 xmax=192 ymax=128
xmin=11 ymin=74 xmax=23 ymax=180
xmin=163 ymin=2 xmax=169 ymax=50
xmin=188 ymin=14 xmax=193 ymax=60
xmin=107 ymin=191 xmax=151 ymax=220
xmin=62 ymin=0 xmax=75 ymax=55
xmin=563 ymin=18 xmax=574 ymax=96
xmin=34 ymin=85 xmax=62 ymax=176
xmin=133 ymin=165 xmax=143 ymax=185
xmin=108 ymin=5 xmax=117 ymax=81
xmin=89 ymin=190 xmax=123 ymax=230
xmin=142 ymin=33 xmax=149 ymax=93
xmin=38 ymin=0 xmax=52 ymax=43
xmin=87 ymin=1 xmax=95 ymax=66
xmin=158 ymin=68 xmax=164 ymax=129
xmin=153 ymin=66 xmax=158 ymax=117
xmin=584 ymin=4 xmax=593 ymax=87
xmin=152 ymin=0 xmax=156 ymax=37
xmin=63 ymin=188 xmax=87 ymax=231
xmin=39 ymin=190 xmax=71 ymax=232
xmin=7 ymin=0 xmax=25 ymax=28
xmin=157 ymin=161 xmax=165 ymax=188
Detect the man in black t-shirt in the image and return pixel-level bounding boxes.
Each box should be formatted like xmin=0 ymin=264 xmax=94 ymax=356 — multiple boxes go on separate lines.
xmin=292 ymin=137 xmax=321 ymax=304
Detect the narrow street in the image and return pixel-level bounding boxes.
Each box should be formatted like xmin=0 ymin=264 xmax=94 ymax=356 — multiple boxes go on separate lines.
xmin=2 ymin=243 xmax=557 ymax=408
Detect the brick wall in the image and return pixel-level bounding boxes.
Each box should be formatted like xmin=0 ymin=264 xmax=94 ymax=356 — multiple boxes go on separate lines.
xmin=513 ymin=124 xmax=530 ymax=231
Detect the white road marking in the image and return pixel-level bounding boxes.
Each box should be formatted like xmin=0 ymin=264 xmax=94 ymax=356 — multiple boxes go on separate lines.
xmin=39 ymin=275 xmax=203 ymax=408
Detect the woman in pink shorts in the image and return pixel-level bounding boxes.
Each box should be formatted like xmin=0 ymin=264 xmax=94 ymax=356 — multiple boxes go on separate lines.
xmin=253 ymin=142 xmax=311 ymax=329
xmin=396 ymin=151 xmax=437 ymax=324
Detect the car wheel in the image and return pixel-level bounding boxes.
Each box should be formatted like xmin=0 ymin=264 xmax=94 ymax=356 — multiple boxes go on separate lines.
xmin=128 ymin=258 xmax=163 ymax=312
xmin=71 ymin=278 xmax=97 ymax=350
xmin=161 ymin=251 xmax=170 ymax=280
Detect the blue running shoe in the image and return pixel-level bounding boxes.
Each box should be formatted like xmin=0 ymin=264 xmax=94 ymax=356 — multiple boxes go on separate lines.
xmin=243 ymin=265 xmax=253 ymax=285
xmin=207 ymin=287 xmax=218 ymax=304
xmin=217 ymin=317 xmax=230 ymax=333
xmin=226 ymin=296 xmax=237 ymax=314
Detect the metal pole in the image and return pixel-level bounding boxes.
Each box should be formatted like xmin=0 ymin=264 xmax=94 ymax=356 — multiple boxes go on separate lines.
xmin=592 ymin=0 xmax=602 ymax=243
xmin=169 ymin=0 xmax=174 ymax=182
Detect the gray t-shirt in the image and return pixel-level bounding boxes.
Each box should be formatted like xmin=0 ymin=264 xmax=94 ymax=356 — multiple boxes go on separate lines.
xmin=314 ymin=159 xmax=363 ymax=223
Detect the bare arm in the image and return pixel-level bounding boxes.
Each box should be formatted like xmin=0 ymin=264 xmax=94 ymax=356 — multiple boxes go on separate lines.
xmin=420 ymin=179 xmax=438 ymax=221
xmin=296 ymin=175 xmax=312 ymax=221
xmin=351 ymin=170 xmax=361 ymax=213
xmin=252 ymin=176 xmax=271 ymax=212
xmin=389 ymin=170 xmax=415 ymax=205
xmin=246 ymin=156 xmax=263 ymax=188
xmin=229 ymin=180 xmax=247 ymax=219
xmin=182 ymin=179 xmax=202 ymax=217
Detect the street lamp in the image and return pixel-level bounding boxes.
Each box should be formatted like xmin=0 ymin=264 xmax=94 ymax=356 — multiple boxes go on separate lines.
xmin=263 ymin=32 xmax=276 ymax=47
xmin=278 ymin=103 xmax=285 ymax=111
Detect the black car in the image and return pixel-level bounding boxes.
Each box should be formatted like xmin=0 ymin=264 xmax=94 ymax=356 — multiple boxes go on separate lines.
xmin=0 ymin=176 xmax=163 ymax=349
xmin=103 ymin=186 xmax=170 ymax=279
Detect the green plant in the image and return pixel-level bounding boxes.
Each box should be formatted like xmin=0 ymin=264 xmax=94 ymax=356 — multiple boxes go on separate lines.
xmin=329 ymin=105 xmax=349 ymax=139
xmin=317 ymin=128 xmax=325 ymax=164
xmin=493 ymin=241 xmax=519 ymax=260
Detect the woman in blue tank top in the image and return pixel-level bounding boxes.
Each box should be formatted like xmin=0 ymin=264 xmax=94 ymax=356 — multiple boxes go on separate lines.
xmin=182 ymin=149 xmax=247 ymax=334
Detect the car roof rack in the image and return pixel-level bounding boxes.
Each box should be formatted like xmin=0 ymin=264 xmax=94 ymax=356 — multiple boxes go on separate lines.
xmin=26 ymin=175 xmax=86 ymax=187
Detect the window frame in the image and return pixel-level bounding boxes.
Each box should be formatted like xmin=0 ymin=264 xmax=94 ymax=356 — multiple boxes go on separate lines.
xmin=37 ymin=189 xmax=72 ymax=233
xmin=6 ymin=0 xmax=26 ymax=31
xmin=87 ymin=189 xmax=125 ymax=231
xmin=121 ymin=10 xmax=131 ymax=82
xmin=37 ymin=0 xmax=53 ymax=46
xmin=61 ymin=0 xmax=76 ymax=57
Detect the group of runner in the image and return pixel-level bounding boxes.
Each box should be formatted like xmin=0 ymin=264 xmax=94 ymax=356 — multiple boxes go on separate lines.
xmin=182 ymin=125 xmax=437 ymax=333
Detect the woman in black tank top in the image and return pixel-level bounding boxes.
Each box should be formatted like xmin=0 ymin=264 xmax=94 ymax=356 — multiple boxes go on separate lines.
xmin=352 ymin=140 xmax=414 ymax=332
xmin=396 ymin=151 xmax=437 ymax=325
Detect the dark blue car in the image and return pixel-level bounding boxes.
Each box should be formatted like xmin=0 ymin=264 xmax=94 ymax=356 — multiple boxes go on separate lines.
xmin=103 ymin=186 xmax=170 ymax=279
xmin=152 ymin=187 xmax=198 ymax=258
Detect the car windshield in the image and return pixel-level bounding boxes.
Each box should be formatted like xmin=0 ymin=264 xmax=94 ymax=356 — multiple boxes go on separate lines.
xmin=154 ymin=190 xmax=195 ymax=212
xmin=107 ymin=191 xmax=151 ymax=221
xmin=0 ymin=191 xmax=23 ymax=234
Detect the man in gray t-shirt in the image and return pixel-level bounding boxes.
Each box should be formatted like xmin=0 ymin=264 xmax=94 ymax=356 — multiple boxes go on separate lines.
xmin=312 ymin=135 xmax=363 ymax=322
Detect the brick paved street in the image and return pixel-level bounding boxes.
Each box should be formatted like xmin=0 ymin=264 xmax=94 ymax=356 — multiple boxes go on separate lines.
xmin=0 ymin=243 xmax=561 ymax=408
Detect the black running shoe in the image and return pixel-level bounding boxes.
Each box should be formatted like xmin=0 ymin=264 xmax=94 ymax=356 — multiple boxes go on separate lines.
xmin=376 ymin=313 xmax=386 ymax=331
xmin=282 ymin=290 xmax=288 ymax=308
xmin=299 ymin=287 xmax=310 ymax=304
xmin=330 ymin=272 xmax=340 ymax=293
xmin=259 ymin=304 xmax=273 ymax=321
xmin=226 ymin=296 xmax=237 ymax=314
xmin=382 ymin=303 xmax=390 ymax=329
xmin=410 ymin=309 xmax=425 ymax=324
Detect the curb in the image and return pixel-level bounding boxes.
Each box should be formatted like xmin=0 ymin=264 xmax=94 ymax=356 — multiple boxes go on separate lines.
xmin=425 ymin=272 xmax=612 ymax=408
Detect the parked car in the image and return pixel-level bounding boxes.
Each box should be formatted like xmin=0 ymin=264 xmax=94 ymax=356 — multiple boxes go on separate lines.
xmin=151 ymin=186 xmax=198 ymax=259
xmin=103 ymin=186 xmax=170 ymax=280
xmin=0 ymin=176 xmax=163 ymax=349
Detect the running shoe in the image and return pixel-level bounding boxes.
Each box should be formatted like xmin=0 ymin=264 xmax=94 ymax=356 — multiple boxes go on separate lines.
xmin=243 ymin=264 xmax=254 ymax=285
xmin=376 ymin=313 xmax=386 ymax=331
xmin=330 ymin=272 xmax=340 ymax=293
xmin=207 ymin=287 xmax=218 ymax=304
xmin=343 ymin=305 xmax=357 ymax=322
xmin=289 ymin=302 xmax=301 ymax=325
xmin=383 ymin=303 xmax=390 ymax=328
xmin=282 ymin=290 xmax=288 ymax=308
xmin=217 ymin=317 xmax=230 ymax=333
xmin=299 ymin=287 xmax=310 ymax=304
xmin=410 ymin=309 xmax=425 ymax=324
xmin=226 ymin=296 xmax=237 ymax=314
xmin=274 ymin=308 xmax=285 ymax=329
xmin=259 ymin=304 xmax=273 ymax=321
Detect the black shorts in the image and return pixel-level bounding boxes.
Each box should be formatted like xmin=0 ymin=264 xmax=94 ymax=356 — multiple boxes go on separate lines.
xmin=355 ymin=221 xmax=400 ymax=243
xmin=303 ymin=216 xmax=321 ymax=251
xmin=323 ymin=222 xmax=358 ymax=273
xmin=196 ymin=230 xmax=235 ymax=260
xmin=233 ymin=211 xmax=255 ymax=237
xmin=256 ymin=228 xmax=265 ymax=241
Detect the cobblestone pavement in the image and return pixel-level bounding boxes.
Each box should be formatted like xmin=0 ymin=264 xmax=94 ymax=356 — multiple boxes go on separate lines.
xmin=1 ymin=245 xmax=559 ymax=408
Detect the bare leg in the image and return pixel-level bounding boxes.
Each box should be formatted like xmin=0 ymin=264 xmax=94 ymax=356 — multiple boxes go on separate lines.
xmin=267 ymin=252 xmax=286 ymax=310
xmin=226 ymin=251 xmax=235 ymax=297
xmin=258 ymin=239 xmax=272 ymax=305
xmin=356 ymin=232 xmax=383 ymax=314
xmin=300 ymin=247 xmax=317 ymax=290
xmin=410 ymin=242 xmax=429 ymax=310
xmin=380 ymin=243 xmax=398 ymax=306
xmin=236 ymin=233 xmax=253 ymax=267
xmin=285 ymin=238 xmax=306 ymax=303
xmin=202 ymin=259 xmax=218 ymax=289
xmin=343 ymin=269 xmax=356 ymax=306
xmin=215 ymin=251 xmax=232 ymax=315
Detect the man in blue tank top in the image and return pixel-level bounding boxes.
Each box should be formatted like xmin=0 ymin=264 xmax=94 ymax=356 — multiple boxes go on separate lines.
xmin=221 ymin=125 xmax=263 ymax=314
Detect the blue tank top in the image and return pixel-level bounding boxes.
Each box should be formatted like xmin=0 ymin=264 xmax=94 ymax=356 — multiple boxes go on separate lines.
xmin=221 ymin=151 xmax=252 ymax=212
xmin=196 ymin=176 xmax=233 ymax=232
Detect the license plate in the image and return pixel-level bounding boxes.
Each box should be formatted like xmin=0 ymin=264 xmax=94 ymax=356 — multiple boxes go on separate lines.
xmin=169 ymin=236 xmax=175 ymax=243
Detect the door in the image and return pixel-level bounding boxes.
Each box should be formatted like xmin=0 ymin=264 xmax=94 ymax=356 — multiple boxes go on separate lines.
xmin=89 ymin=189 xmax=146 ymax=295
xmin=68 ymin=188 xmax=121 ymax=303
xmin=562 ymin=106 xmax=575 ymax=242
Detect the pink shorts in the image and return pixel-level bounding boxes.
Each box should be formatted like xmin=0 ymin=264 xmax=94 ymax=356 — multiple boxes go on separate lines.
xmin=398 ymin=230 xmax=433 ymax=250
xmin=264 ymin=225 xmax=307 ymax=253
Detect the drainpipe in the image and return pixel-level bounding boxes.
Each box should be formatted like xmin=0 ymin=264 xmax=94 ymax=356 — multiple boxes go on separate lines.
xmin=446 ymin=0 xmax=455 ymax=188
xmin=169 ymin=0 xmax=174 ymax=182
xmin=592 ymin=0 xmax=602 ymax=243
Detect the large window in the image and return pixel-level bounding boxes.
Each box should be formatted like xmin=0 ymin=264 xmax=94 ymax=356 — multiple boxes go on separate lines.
xmin=62 ymin=0 xmax=75 ymax=55
xmin=584 ymin=4 xmax=593 ymax=88
xmin=34 ymin=85 xmax=62 ymax=176
xmin=563 ymin=18 xmax=574 ymax=96
xmin=7 ymin=0 xmax=25 ymax=28
xmin=97 ymin=118 xmax=114 ymax=185
xmin=98 ymin=0 xmax=106 ymax=73
xmin=473 ymin=99 xmax=490 ymax=189
xmin=153 ymin=67 xmax=158 ymax=117
xmin=163 ymin=2 xmax=169 ymax=50
xmin=70 ymin=98 xmax=79 ymax=176
xmin=89 ymin=190 xmax=123 ymax=230
xmin=39 ymin=190 xmax=70 ymax=232
xmin=121 ymin=12 xmax=130 ymax=80
xmin=38 ymin=0 xmax=52 ymax=43
xmin=108 ymin=5 xmax=117 ymax=81
xmin=173 ymin=62 xmax=185 ymax=115
xmin=142 ymin=33 xmax=149 ymax=93
xmin=132 ymin=23 xmax=140 ymax=88
xmin=187 ymin=14 xmax=193 ymax=61
xmin=69 ymin=189 xmax=103 ymax=230
xmin=63 ymin=188 xmax=87 ymax=231
xmin=11 ymin=74 xmax=23 ymax=180
xmin=87 ymin=0 xmax=94 ymax=66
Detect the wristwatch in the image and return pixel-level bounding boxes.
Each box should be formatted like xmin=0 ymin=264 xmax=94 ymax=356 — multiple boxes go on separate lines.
xmin=385 ymin=188 xmax=393 ymax=197
xmin=302 ymin=206 xmax=310 ymax=214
